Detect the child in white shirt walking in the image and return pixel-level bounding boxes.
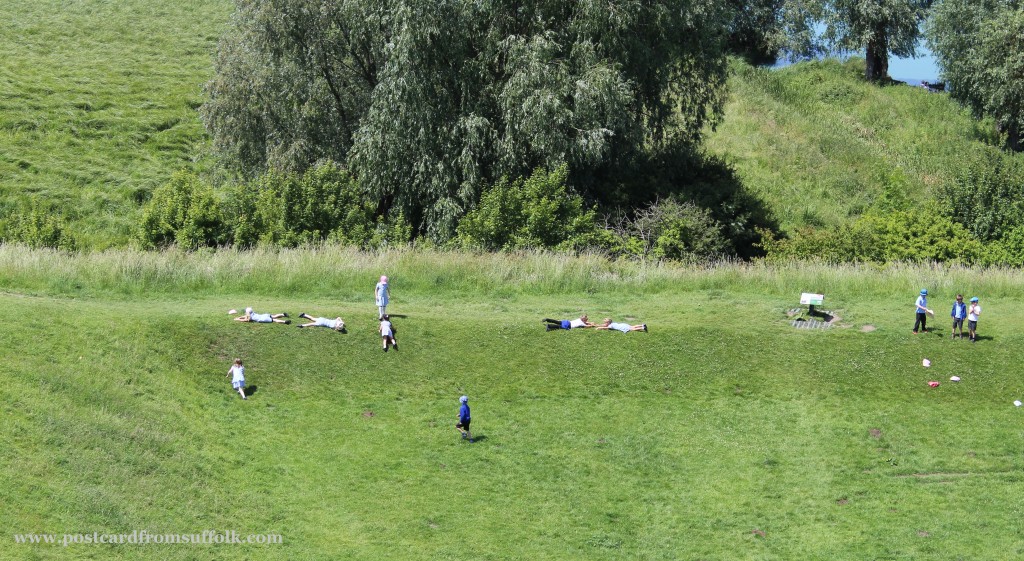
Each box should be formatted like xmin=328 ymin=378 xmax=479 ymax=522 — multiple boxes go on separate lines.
xmin=227 ymin=358 xmax=247 ymax=400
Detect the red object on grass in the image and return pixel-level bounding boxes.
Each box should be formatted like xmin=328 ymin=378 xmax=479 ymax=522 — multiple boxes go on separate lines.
xmin=928 ymin=381 xmax=940 ymax=387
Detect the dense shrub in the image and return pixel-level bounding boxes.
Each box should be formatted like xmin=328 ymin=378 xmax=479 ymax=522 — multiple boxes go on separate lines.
xmin=230 ymin=162 xmax=410 ymax=249
xmin=604 ymin=199 xmax=733 ymax=260
xmin=138 ymin=172 xmax=226 ymax=250
xmin=760 ymin=208 xmax=985 ymax=264
xmin=604 ymin=146 xmax=778 ymax=259
xmin=456 ymin=166 xmax=601 ymax=251
xmin=939 ymin=148 xmax=1024 ymax=242
xmin=1 ymin=201 xmax=77 ymax=250
xmin=981 ymin=226 xmax=1024 ymax=267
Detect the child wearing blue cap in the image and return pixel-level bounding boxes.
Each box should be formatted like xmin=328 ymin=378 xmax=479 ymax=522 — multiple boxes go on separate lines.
xmin=913 ymin=289 xmax=933 ymax=334
xmin=456 ymin=395 xmax=472 ymax=442
xmin=967 ymin=297 xmax=982 ymax=343
xmin=951 ymin=294 xmax=967 ymax=339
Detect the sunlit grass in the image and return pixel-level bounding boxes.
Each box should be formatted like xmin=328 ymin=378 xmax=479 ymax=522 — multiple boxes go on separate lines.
xmin=0 ymin=0 xmax=232 ymax=247
xmin=706 ymin=58 xmax=1017 ymax=232
xmin=2 ymin=247 xmax=1024 ymax=560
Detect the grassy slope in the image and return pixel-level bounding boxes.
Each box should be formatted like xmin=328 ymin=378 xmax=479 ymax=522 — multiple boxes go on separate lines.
xmin=2 ymin=247 xmax=1024 ymax=560
xmin=706 ymin=59 xmax=1009 ymax=233
xmin=0 ymin=0 xmax=232 ymax=246
xmin=2 ymin=1 xmax=1018 ymax=250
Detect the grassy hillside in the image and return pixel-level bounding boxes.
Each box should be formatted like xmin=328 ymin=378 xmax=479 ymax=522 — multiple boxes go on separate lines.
xmin=706 ymin=59 xmax=1011 ymax=233
xmin=0 ymin=0 xmax=232 ymax=246
xmin=4 ymin=1 xmax=1019 ymax=250
xmin=3 ymin=246 xmax=1024 ymax=560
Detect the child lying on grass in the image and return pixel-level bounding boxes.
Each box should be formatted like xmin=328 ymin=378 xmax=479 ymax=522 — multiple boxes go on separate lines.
xmin=233 ymin=307 xmax=290 ymax=324
xmin=296 ymin=313 xmax=346 ymax=332
xmin=595 ymin=318 xmax=647 ymax=333
xmin=542 ymin=314 xmax=595 ymax=331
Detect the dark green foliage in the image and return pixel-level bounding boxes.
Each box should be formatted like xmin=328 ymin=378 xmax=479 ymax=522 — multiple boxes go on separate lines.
xmin=230 ymin=162 xmax=410 ymax=248
xmin=456 ymin=167 xmax=600 ymax=251
xmin=139 ymin=163 xmax=410 ymax=250
xmin=938 ymin=148 xmax=1024 ymax=242
xmin=605 ymin=198 xmax=733 ymax=260
xmin=607 ymin=148 xmax=778 ymax=259
xmin=927 ymin=1 xmax=1024 ymax=150
xmin=204 ymin=0 xmax=731 ymax=239
xmin=0 ymin=201 xmax=77 ymax=250
xmin=726 ymin=0 xmax=787 ymax=64
xmin=201 ymin=0 xmax=385 ymax=175
xmin=138 ymin=172 xmax=227 ymax=250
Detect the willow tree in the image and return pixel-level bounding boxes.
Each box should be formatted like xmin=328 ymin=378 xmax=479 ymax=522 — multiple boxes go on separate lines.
xmin=202 ymin=0 xmax=390 ymax=175
xmin=202 ymin=0 xmax=730 ymax=239
xmin=928 ymin=0 xmax=1024 ymax=150
xmin=777 ymin=0 xmax=931 ymax=82
xmin=823 ymin=0 xmax=931 ymax=81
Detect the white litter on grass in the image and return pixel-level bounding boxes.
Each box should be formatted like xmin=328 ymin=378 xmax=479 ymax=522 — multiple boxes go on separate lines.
xmin=922 ymin=358 xmax=931 ymax=367
xmin=1015 ymin=400 xmax=1022 ymax=407
xmin=228 ymin=309 xmax=238 ymax=315
xmin=950 ymin=376 xmax=961 ymax=382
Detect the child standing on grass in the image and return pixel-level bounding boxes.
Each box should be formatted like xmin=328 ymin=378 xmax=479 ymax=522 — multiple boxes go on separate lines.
xmin=968 ymin=297 xmax=982 ymax=343
xmin=227 ymin=358 xmax=247 ymax=400
xmin=375 ymin=276 xmax=391 ymax=320
xmin=379 ymin=315 xmax=397 ymax=352
xmin=913 ymin=289 xmax=931 ymax=334
xmin=456 ymin=395 xmax=472 ymax=442
xmin=951 ymin=294 xmax=967 ymax=339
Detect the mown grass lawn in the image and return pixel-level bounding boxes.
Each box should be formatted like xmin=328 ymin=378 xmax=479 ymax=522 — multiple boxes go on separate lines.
xmin=2 ymin=249 xmax=1023 ymax=560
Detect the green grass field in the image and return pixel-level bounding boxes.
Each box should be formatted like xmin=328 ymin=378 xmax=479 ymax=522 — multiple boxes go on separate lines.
xmin=2 ymin=246 xmax=1023 ymax=560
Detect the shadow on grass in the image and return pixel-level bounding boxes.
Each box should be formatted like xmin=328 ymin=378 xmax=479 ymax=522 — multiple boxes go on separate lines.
xmin=244 ymin=385 xmax=258 ymax=397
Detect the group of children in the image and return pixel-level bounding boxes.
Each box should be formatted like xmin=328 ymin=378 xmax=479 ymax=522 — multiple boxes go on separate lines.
xmin=232 ymin=276 xmax=396 ymax=348
xmin=913 ymin=289 xmax=982 ymax=342
xmin=542 ymin=314 xmax=648 ymax=333
xmin=228 ymin=278 xmax=993 ymax=447
xmin=226 ymin=276 xmax=398 ymax=396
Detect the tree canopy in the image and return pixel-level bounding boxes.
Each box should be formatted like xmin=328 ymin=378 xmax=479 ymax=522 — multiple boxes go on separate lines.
xmin=725 ymin=0 xmax=788 ymax=64
xmin=777 ymin=0 xmax=930 ymax=81
xmin=927 ymin=0 xmax=1024 ymax=150
xmin=202 ymin=0 xmax=731 ymax=239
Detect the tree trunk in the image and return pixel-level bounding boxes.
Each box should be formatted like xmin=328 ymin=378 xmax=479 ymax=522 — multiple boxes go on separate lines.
xmin=1007 ymin=124 xmax=1022 ymax=152
xmin=864 ymin=28 xmax=889 ymax=82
